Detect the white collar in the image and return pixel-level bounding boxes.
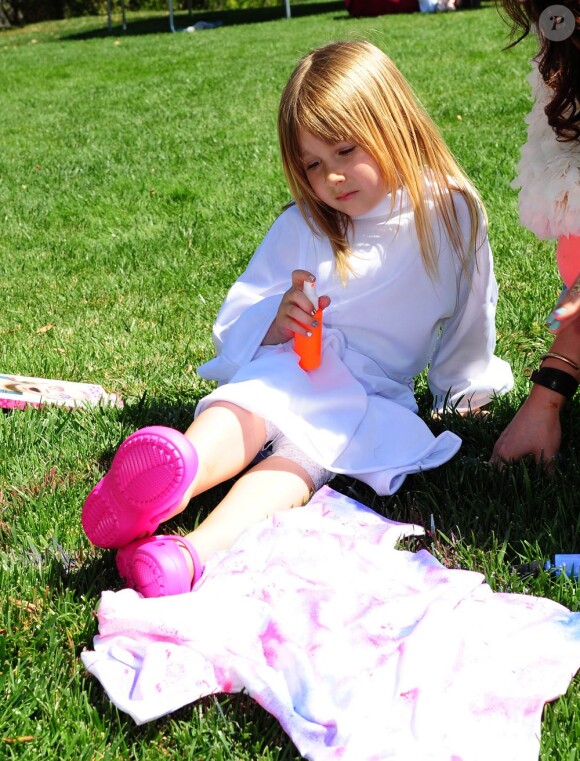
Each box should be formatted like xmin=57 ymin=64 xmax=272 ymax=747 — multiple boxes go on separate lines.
xmin=352 ymin=191 xmax=399 ymax=221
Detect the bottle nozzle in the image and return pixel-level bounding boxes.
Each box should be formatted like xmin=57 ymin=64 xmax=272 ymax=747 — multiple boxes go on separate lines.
xmin=303 ymin=280 xmax=319 ymax=311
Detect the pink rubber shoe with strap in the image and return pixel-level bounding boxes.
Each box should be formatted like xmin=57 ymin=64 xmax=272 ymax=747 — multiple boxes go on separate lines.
xmin=116 ymin=534 xmax=203 ymax=597
xmin=82 ymin=426 xmax=198 ymax=549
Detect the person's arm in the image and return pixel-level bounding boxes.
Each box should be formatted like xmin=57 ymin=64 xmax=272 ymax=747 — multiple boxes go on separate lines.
xmin=491 ymin=313 xmax=580 ymax=467
xmin=197 ymin=208 xmax=307 ymax=383
xmin=546 ymin=236 xmax=580 ymax=334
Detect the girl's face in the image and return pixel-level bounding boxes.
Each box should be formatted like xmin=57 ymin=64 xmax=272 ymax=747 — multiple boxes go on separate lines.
xmin=298 ymin=131 xmax=387 ymax=217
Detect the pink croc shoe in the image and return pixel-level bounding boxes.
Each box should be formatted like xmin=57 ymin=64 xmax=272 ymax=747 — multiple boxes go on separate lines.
xmin=116 ymin=535 xmax=203 ymax=598
xmin=81 ymin=426 xmax=198 ymax=549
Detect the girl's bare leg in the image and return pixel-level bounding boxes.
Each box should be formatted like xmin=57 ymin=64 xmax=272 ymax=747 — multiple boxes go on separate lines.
xmin=187 ymin=455 xmax=314 ymax=564
xmin=120 ymin=406 xmax=314 ymax=589
xmin=161 ymin=401 xmax=268 ymax=521
xmin=141 ymin=401 xmax=314 ymax=575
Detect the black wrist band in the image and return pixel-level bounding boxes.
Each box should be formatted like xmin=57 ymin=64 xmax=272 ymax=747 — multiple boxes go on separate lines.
xmin=530 ymin=367 xmax=579 ymax=399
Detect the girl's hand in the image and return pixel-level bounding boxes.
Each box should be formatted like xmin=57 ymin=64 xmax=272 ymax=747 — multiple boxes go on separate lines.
xmin=262 ymin=270 xmax=331 ymax=346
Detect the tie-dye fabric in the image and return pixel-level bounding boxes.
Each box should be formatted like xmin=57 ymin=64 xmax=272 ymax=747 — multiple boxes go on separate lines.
xmin=82 ymin=487 xmax=580 ymax=760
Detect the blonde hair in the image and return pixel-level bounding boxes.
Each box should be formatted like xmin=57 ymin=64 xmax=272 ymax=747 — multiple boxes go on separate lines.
xmin=278 ymin=40 xmax=486 ymax=282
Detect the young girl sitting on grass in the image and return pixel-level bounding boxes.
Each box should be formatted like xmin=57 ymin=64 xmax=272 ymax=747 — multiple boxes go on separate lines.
xmin=82 ymin=40 xmax=513 ymax=598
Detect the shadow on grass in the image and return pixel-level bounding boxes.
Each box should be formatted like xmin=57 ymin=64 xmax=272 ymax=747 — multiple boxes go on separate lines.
xmin=63 ymin=0 xmax=346 ymax=40
xmin=59 ymin=0 xmax=488 ymax=40
xmin=84 ymin=385 xmax=580 ymax=542
xmin=48 ymin=385 xmax=580 ymax=606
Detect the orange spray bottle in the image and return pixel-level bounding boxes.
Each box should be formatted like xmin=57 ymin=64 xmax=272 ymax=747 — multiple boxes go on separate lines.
xmin=294 ymin=280 xmax=322 ymax=371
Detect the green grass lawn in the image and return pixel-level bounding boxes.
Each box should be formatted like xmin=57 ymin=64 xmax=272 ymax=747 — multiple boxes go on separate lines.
xmin=0 ymin=2 xmax=578 ymax=758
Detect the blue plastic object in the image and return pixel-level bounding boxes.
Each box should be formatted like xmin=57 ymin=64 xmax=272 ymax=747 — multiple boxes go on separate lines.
xmin=545 ymin=554 xmax=580 ymax=580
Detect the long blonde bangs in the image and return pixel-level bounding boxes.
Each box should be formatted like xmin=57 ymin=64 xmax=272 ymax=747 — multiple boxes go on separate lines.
xmin=278 ymin=40 xmax=486 ymax=282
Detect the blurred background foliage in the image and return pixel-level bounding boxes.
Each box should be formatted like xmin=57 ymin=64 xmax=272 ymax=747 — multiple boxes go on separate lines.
xmin=0 ymin=0 xmax=281 ymax=25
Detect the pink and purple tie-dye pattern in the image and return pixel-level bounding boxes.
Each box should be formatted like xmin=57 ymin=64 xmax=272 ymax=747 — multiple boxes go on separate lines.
xmin=82 ymin=487 xmax=580 ymax=760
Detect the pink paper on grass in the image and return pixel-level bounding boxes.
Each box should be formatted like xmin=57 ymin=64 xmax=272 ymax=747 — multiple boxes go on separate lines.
xmin=0 ymin=374 xmax=122 ymax=409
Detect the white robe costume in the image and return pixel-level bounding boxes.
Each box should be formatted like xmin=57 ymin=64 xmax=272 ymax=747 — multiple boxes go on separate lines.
xmin=197 ymin=187 xmax=513 ymax=495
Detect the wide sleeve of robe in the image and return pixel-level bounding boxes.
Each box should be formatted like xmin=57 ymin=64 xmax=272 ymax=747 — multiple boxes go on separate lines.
xmin=198 ymin=205 xmax=307 ymax=384
xmin=427 ymin=197 xmax=513 ymax=414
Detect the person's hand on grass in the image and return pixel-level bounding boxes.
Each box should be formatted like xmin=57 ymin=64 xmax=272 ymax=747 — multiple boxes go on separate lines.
xmin=490 ymin=384 xmax=564 ymax=470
